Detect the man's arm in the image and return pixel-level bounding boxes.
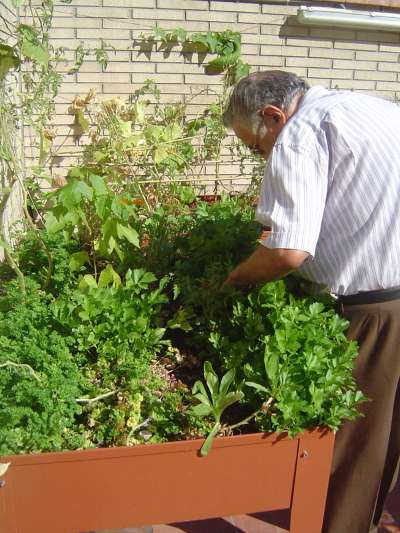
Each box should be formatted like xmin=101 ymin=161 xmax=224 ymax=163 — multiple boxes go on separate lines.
xmin=222 ymin=245 xmax=309 ymax=288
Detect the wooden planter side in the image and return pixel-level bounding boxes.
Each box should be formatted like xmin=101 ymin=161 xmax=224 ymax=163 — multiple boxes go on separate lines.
xmin=0 ymin=429 xmax=334 ymax=533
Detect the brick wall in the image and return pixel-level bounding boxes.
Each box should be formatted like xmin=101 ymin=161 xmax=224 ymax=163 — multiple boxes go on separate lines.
xmin=0 ymin=1 xmax=24 ymax=258
xmin=21 ymin=0 xmax=400 ymax=187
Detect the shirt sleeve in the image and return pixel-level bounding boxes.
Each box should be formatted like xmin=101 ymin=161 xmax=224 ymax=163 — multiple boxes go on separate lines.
xmin=255 ymin=143 xmax=328 ymax=257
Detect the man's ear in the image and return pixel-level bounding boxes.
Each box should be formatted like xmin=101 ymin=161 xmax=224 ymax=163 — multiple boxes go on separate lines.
xmin=260 ymin=105 xmax=287 ymax=127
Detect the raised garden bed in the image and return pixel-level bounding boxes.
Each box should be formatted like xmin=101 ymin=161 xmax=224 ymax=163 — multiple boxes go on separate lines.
xmin=0 ymin=429 xmax=334 ymax=533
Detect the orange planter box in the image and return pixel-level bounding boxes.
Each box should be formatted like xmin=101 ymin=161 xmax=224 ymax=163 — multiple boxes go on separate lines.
xmin=0 ymin=428 xmax=334 ymax=533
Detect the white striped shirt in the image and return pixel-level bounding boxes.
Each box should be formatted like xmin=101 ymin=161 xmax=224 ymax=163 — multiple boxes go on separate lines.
xmin=256 ymin=86 xmax=400 ymax=296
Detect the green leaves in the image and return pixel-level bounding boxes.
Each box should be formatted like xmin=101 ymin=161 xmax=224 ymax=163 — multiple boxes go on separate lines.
xmin=18 ymin=24 xmax=49 ymax=67
xmin=191 ymin=362 xmax=244 ymax=456
xmin=0 ymin=44 xmax=21 ymax=80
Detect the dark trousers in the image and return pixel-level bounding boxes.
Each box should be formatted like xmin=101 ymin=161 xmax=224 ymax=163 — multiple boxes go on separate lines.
xmin=322 ymin=299 xmax=400 ymax=533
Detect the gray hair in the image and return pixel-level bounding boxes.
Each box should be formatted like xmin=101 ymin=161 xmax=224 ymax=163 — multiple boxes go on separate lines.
xmin=223 ymin=70 xmax=309 ymax=131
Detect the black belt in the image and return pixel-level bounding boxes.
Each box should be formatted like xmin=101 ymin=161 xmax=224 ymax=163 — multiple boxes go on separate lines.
xmin=338 ymin=286 xmax=400 ymax=306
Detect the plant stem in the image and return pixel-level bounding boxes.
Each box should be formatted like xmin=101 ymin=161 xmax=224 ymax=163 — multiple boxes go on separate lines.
xmin=228 ymin=397 xmax=274 ymax=431
xmin=0 ymin=361 xmax=40 ymax=381
xmin=76 ymin=390 xmax=118 ymax=405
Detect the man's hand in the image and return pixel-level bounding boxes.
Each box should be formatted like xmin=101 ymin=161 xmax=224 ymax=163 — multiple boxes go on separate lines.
xmin=221 ymin=245 xmax=309 ymax=289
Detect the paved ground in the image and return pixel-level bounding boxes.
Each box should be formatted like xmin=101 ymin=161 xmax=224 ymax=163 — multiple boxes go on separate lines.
xmin=95 ymin=473 xmax=400 ymax=533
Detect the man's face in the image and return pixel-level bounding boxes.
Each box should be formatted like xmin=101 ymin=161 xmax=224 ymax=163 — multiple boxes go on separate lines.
xmin=232 ymin=104 xmax=288 ymax=160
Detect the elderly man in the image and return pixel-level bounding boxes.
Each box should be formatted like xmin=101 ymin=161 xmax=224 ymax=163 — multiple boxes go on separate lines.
xmin=222 ymin=70 xmax=400 ymax=533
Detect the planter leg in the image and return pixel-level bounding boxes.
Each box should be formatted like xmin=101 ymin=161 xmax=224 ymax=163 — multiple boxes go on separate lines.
xmin=289 ymin=432 xmax=335 ymax=533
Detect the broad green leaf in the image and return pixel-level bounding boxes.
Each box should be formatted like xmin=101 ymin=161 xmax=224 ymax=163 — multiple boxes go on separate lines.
xmin=89 ymin=173 xmax=108 ymax=196
xmin=78 ymin=274 xmax=97 ymax=290
xmin=204 ymin=361 xmax=219 ymax=398
xmin=98 ymin=264 xmax=121 ymax=288
xmin=153 ymin=145 xmax=169 ymax=164
xmin=0 ymin=44 xmax=21 ymax=80
xmin=219 ymin=368 xmax=235 ymax=397
xmin=217 ymin=391 xmax=244 ymax=413
xmin=245 ymin=381 xmax=269 ymax=394
xmin=116 ymin=223 xmax=140 ymax=248
xmin=18 ymin=24 xmax=48 ymax=67
xmin=118 ymin=120 xmax=132 ymax=137
xmin=190 ymin=403 xmax=212 ymax=417
xmin=76 ymin=110 xmax=89 ymax=132
xmin=69 ymin=251 xmax=89 ymax=272
xmin=264 ymin=347 xmax=279 ymax=387
xmin=192 ymin=379 xmax=209 ymax=400
xmin=58 ymin=179 xmax=93 ymax=208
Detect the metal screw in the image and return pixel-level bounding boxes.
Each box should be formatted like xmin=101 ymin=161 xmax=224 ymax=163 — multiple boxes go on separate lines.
xmin=301 ymin=450 xmax=309 ymax=459
xmin=0 ymin=480 xmax=6 ymax=488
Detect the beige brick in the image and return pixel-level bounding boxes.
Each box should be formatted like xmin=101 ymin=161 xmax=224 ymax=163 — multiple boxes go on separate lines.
xmin=287 ymin=38 xmax=331 ymax=48
xmin=281 ymin=66 xmax=307 ymax=77
xmin=61 ymin=83 xmax=103 ymax=94
xmin=102 ymin=83 xmax=137 ymax=94
xmin=132 ymin=50 xmax=182 ymax=63
xmin=77 ymin=72 xmax=131 ymax=83
xmin=286 ymin=57 xmax=332 ymax=68
xmin=356 ymin=50 xmax=398 ymax=62
xmin=262 ymin=45 xmax=308 ymax=57
xmin=184 ymin=74 xmax=223 ymax=85
xmin=104 ymin=0 xmax=155 ymax=6
xmin=156 ymin=62 xmax=207 ymax=74
xmin=102 ymin=18 xmax=140 ymax=30
xmin=74 ymin=62 xmax=102 ymax=73
xmin=376 ymin=81 xmax=400 ymax=91
xmin=77 ymin=28 xmax=131 ymax=40
xmin=52 ymin=17 xmax=102 ymax=29
xmin=132 ymin=8 xmax=184 ymax=20
xmin=355 ymin=70 xmax=396 ymax=81
xmin=239 ymin=13 xmax=287 ymax=25
xmin=259 ymin=34 xmax=285 ymax=46
xmin=50 ymin=27 xmax=76 ymax=39
xmin=77 ymin=7 xmax=130 ymax=18
xmin=335 ymin=40 xmax=378 ymax=51
xmin=209 ymin=22 xmax=258 ymax=34
xmin=53 ymin=6 xmax=76 ymax=17
xmin=161 ymin=21 xmax=209 ymax=32
xmin=157 ymin=0 xmax=207 ymax=8
xmin=280 ymin=25 xmax=309 ymax=38
xmin=357 ymin=31 xmax=399 ymax=44
xmin=210 ymin=1 xmax=259 ymax=13
xmin=251 ymin=55 xmax=284 ymax=67
xmin=109 ymin=62 xmax=155 ymax=73
xmin=261 ymin=4 xmax=298 ymax=16
xmin=379 ymin=62 xmax=400 ymax=72
xmin=260 ymin=25 xmax=282 ymax=37
xmin=69 ymin=0 xmax=101 ymax=4
xmin=241 ymin=44 xmax=259 ymax=55
xmin=308 ymin=68 xmax=353 ymax=80
xmin=310 ymin=48 xmax=354 ymax=60
xmin=380 ymin=43 xmax=400 ymax=52
xmin=310 ymin=28 xmax=356 ymax=41
xmin=333 ymin=59 xmax=377 ymax=71
xmin=332 ymin=79 xmax=375 ymax=90
xmin=308 ymin=79 xmax=330 ymax=88
xmin=186 ymin=10 xmax=235 ymax=22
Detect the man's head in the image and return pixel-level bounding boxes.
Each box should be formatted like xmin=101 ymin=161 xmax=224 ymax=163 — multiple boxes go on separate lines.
xmin=223 ymin=70 xmax=309 ymax=159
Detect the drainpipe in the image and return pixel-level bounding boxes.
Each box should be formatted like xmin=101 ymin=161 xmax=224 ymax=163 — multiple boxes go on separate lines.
xmin=297 ymin=5 xmax=400 ymax=33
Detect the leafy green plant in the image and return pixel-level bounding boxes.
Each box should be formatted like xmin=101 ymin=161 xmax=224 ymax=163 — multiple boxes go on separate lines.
xmin=191 ymin=362 xmax=243 ymax=456
xmin=0 ymin=278 xmax=84 ymax=454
